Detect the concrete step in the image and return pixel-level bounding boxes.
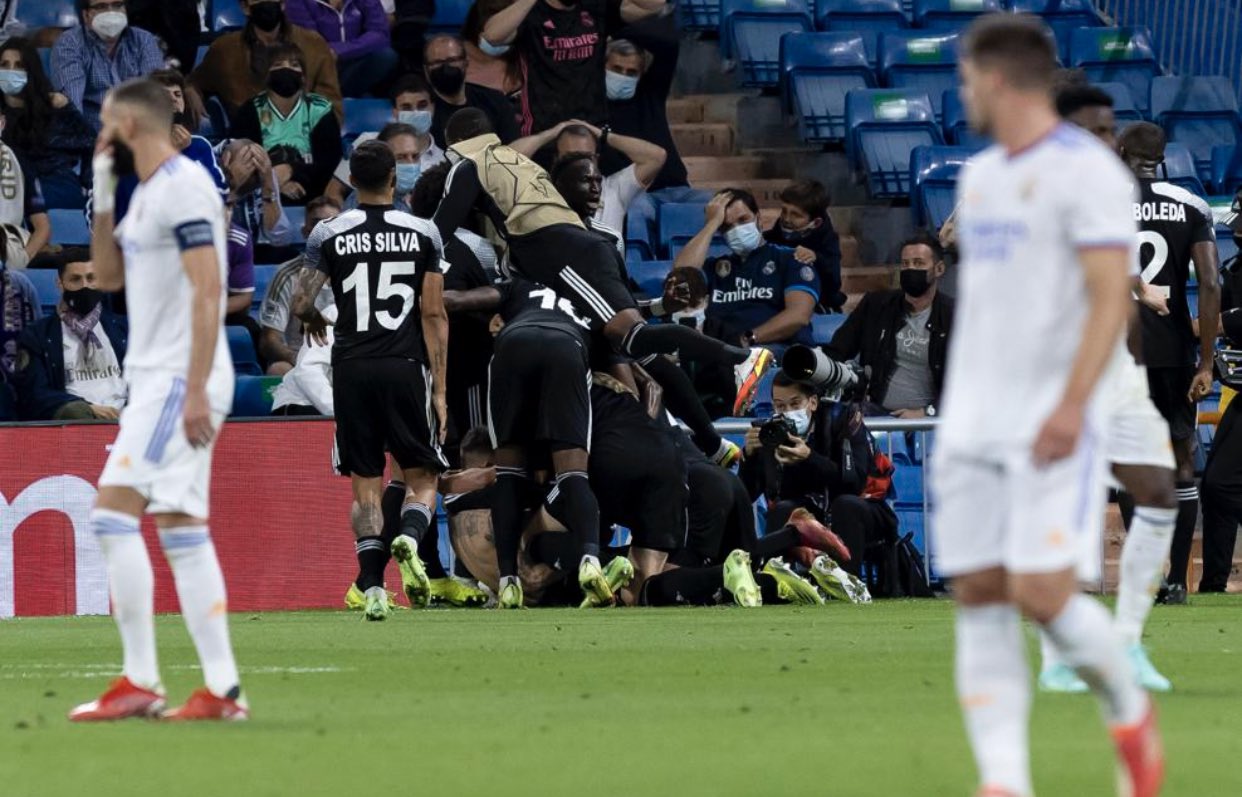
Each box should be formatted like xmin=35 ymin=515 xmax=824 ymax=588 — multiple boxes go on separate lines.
xmin=841 ymin=265 xmax=892 ymax=295
xmin=684 ymin=155 xmax=767 ymax=182
xmin=666 ymin=97 xmax=705 ymax=125
xmin=674 ymin=92 xmax=754 ymax=124
xmin=671 ymin=123 xmax=736 ymax=157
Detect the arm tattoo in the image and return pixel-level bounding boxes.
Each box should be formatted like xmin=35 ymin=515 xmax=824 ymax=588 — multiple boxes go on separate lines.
xmin=293 ymin=267 xmax=329 ymax=323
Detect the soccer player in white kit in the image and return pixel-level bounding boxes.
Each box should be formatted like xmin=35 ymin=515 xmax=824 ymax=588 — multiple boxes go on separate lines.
xmin=68 ymin=79 xmax=246 ymax=722
xmin=934 ymin=16 xmax=1162 ymax=797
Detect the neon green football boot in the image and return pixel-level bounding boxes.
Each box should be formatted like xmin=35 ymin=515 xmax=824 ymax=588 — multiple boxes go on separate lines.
xmin=761 ymin=557 xmax=824 ymax=605
xmin=429 ymin=576 xmax=489 ymax=607
xmin=809 ymin=555 xmax=872 ymax=604
xmin=389 ymin=535 xmax=432 ymax=608
xmin=603 ymin=556 xmax=636 ymax=596
xmin=362 ymin=586 xmax=392 ymax=621
xmin=578 ymin=557 xmax=615 ymax=608
xmin=498 ymin=576 xmax=524 ymax=609
xmin=723 ymin=549 xmax=761 ymax=607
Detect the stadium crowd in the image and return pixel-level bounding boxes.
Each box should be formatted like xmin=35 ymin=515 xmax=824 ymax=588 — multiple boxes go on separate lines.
xmin=0 ymin=0 xmax=1238 ymax=615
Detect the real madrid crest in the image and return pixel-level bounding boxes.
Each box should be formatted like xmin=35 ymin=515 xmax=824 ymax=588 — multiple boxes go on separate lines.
xmin=799 ymin=266 xmax=815 ymax=282
xmin=715 ymin=259 xmax=731 ymax=278
xmin=762 ymin=260 xmax=776 ymax=276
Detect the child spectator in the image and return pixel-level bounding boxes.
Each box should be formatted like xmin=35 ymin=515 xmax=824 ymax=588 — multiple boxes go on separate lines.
xmin=764 ymin=179 xmax=844 ymax=311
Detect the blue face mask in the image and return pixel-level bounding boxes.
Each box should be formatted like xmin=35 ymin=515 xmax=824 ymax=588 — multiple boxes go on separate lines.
xmin=605 ymin=70 xmax=638 ymax=101
xmin=725 ymin=221 xmax=762 ymax=256
xmin=478 ymin=37 xmax=510 ymax=57
xmin=0 ymin=69 xmax=26 ymax=96
xmin=396 ymin=162 xmax=421 ymax=194
xmin=397 ymin=109 xmax=433 ymax=135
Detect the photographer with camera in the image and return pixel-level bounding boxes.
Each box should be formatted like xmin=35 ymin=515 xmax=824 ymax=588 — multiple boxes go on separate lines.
xmin=824 ymin=231 xmax=954 ymax=418
xmin=739 ymin=370 xmax=896 ymax=576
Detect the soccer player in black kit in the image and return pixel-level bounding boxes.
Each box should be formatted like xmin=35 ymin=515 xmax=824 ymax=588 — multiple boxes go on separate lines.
xmin=292 ymin=140 xmax=450 ymax=621
xmin=1120 ymin=122 xmax=1222 ymax=603
xmin=443 ymin=277 xmax=613 ymax=609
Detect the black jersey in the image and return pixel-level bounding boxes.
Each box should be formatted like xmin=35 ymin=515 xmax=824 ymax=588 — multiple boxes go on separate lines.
xmin=496 ymin=278 xmax=592 ymax=347
xmin=1135 ymin=179 xmax=1216 ymax=367
xmin=306 ymin=204 xmax=443 ymax=363
xmin=444 ymin=228 xmax=498 ymax=386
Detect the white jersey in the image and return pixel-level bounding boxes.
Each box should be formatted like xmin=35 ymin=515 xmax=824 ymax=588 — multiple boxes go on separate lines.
xmin=939 ymin=123 xmax=1138 ymax=451
xmin=115 ymin=155 xmax=233 ymax=409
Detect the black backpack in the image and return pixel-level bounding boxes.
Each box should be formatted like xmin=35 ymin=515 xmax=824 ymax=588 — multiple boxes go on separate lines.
xmin=872 ymin=533 xmax=935 ymax=598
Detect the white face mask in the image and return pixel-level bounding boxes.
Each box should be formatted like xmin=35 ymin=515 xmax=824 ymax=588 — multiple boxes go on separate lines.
xmin=784 ymin=407 xmax=811 ymax=436
xmin=724 ymin=221 xmax=762 ymax=256
xmin=91 ymin=10 xmax=129 ymax=39
xmin=670 ymin=307 xmax=705 ymax=330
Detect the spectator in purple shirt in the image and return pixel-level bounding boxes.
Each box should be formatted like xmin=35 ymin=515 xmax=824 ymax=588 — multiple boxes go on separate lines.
xmin=285 ymin=0 xmax=399 ymax=97
xmin=225 ymin=223 xmax=262 ymax=357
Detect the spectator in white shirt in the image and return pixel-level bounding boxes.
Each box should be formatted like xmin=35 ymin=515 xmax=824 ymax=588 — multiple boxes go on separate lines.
xmin=271 ymin=303 xmax=335 ymax=415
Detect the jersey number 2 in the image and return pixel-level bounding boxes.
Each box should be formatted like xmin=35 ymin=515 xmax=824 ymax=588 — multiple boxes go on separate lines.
xmin=342 ymin=261 xmax=416 ymax=332
xmin=1138 ymin=230 xmax=1169 ymax=284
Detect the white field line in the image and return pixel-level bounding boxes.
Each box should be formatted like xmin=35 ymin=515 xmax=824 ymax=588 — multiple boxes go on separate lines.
xmin=0 ymin=664 xmax=347 ymax=680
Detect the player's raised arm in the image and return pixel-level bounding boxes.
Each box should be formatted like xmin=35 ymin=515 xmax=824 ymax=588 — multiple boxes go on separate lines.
xmin=89 ymin=140 xmax=125 ymax=291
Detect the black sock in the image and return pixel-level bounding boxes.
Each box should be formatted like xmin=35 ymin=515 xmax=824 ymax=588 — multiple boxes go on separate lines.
xmin=357 ymin=481 xmax=405 ymax=590
xmin=1167 ymin=481 xmax=1199 ymax=586
xmin=546 ymin=471 xmax=601 ymax=559
xmin=528 ymin=532 xmax=578 ymax=571
xmin=622 ymin=322 xmax=749 ymax=366
xmin=1117 ymin=491 xmax=1135 ymax=530
xmin=753 ymin=527 xmax=800 ymax=561
xmin=399 ymin=500 xmax=433 ymax=544
xmin=492 ymin=467 xmax=527 ymax=577
xmin=355 ymin=536 xmax=387 ymax=591
xmin=643 ymin=356 xmax=723 ymax=455
xmin=640 ymin=566 xmax=725 ymax=606
xmin=418 ymin=526 xmax=448 ymax=579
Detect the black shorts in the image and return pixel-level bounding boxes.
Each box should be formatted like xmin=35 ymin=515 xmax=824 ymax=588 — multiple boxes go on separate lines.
xmin=488 ymin=326 xmax=591 ymax=450
xmin=1146 ymin=365 xmax=1198 ymax=441
xmin=333 ymin=357 xmax=448 ymax=478
xmin=508 ymin=225 xmax=637 ymax=330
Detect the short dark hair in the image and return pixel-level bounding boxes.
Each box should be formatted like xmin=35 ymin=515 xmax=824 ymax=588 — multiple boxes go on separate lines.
xmin=1056 ymin=84 xmax=1114 ymax=119
xmin=549 ymin=151 xmax=596 ymax=186
xmin=350 ymin=139 xmax=396 ymax=193
xmin=409 ymin=161 xmax=452 ymax=217
xmin=77 ymin=0 xmax=125 ymax=17
xmin=305 ymin=195 xmax=341 ymax=217
xmin=423 ymin=33 xmax=466 ymax=60
xmin=445 ymin=108 xmax=493 ymax=145
xmin=717 ymin=188 xmax=759 ymax=216
xmin=378 ymin=121 xmax=419 ymax=143
xmin=49 ymin=247 xmax=92 ymax=277
xmin=108 ymin=78 xmax=175 ymax=131
xmin=772 ymin=370 xmax=814 ymax=397
xmin=962 ymin=14 xmax=1058 ymax=90
xmin=778 ymin=179 xmax=829 ymax=218
xmin=390 ymin=74 xmax=432 ymax=104
xmin=460 ymin=426 xmax=494 ymax=459
xmin=900 ymin=230 xmax=945 ymax=263
xmin=267 ymin=41 xmax=307 ymax=73
xmin=1119 ymin=122 xmax=1167 ymax=162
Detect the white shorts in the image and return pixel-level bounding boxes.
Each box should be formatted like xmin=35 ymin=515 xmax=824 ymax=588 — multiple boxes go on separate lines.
xmin=1104 ymin=357 xmax=1176 ymax=471
xmin=98 ymin=372 xmax=228 ymax=519
xmin=930 ymin=432 xmax=1108 ymax=578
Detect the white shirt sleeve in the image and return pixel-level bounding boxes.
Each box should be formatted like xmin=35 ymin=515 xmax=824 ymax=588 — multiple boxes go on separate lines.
xmin=1067 ymin=152 xmax=1138 ymax=250
xmin=288 ymin=330 xmax=335 ymax=415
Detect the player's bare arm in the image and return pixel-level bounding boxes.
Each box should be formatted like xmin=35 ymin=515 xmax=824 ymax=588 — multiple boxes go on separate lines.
xmin=182 ymin=246 xmax=223 ymax=449
xmin=1190 ymin=239 xmax=1221 ymax=402
xmin=1033 ymin=247 xmax=1133 ymax=465
xmin=442 ymin=286 xmax=502 ymax=314
xmin=421 ymin=271 xmax=450 ymax=444
xmin=292 ymin=267 xmax=331 ymax=346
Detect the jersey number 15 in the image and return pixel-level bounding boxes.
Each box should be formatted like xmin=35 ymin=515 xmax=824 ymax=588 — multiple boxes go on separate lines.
xmin=342 ymin=261 xmax=417 ymax=332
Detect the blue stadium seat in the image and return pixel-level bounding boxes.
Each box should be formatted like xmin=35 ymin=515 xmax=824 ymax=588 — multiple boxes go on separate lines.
xmin=941 ymin=89 xmax=990 ymax=147
xmin=781 ymin=32 xmax=875 ymax=142
xmin=1006 ymin=0 xmax=1102 ymax=61
xmin=670 ymin=240 xmax=733 ymax=261
xmin=658 ymin=202 xmax=709 ymax=258
xmin=720 ymin=0 xmax=813 ymax=87
xmin=846 ymin=89 xmax=944 ymax=198
xmin=625 ymin=213 xmax=654 ymax=261
xmin=1150 ymin=76 xmax=1242 ymax=185
xmin=48 ymin=209 xmax=90 ymax=246
xmin=816 ymin=0 xmax=909 ymax=39
xmin=1211 ymin=144 xmax=1242 ymax=195
xmin=682 ymin=0 xmax=722 ymax=30
xmin=878 ymin=31 xmax=960 ymax=122
xmin=1093 ymin=81 xmax=1144 ymax=125
xmin=1070 ymin=27 xmax=1160 ymax=116
xmin=23 ymin=269 xmax=60 ymax=316
xmin=342 ymin=98 xmax=391 ymax=149
xmin=252 ymin=264 xmax=278 ymax=315
xmin=628 ymin=260 xmax=673 ymax=298
xmin=227 ymin=326 xmax=263 ymax=376
xmin=16 ymin=0 xmax=77 ymax=28
xmin=912 ymin=0 xmax=1002 ymax=30
xmin=231 ymin=376 xmax=273 ymax=417
xmin=892 ymin=459 xmax=924 ymax=507
xmin=910 ymin=145 xmax=977 ymax=229
xmin=429 ymin=0 xmax=471 ymax=32
xmin=38 ymin=48 xmax=52 ymax=77
xmin=811 ymin=313 xmax=846 ymax=345
xmin=212 ymin=0 xmax=247 ymax=32
xmin=1161 ymin=142 xmax=1208 ymax=198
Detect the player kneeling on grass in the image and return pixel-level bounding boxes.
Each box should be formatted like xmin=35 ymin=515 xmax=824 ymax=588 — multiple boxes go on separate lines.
xmin=71 ymin=79 xmax=245 ymax=722
xmin=292 ymin=139 xmax=450 ymax=621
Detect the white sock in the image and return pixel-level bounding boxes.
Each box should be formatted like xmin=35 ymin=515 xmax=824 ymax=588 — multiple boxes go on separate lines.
xmin=160 ymin=526 xmax=240 ymax=698
xmin=91 ymin=509 xmax=160 ymax=690
xmin=955 ymin=604 xmax=1033 ymax=797
xmin=1043 ymin=594 xmax=1146 ymax=726
xmin=581 ymin=554 xmax=601 ymax=569
xmin=1038 ymin=628 xmax=1065 ymax=674
xmin=1116 ymin=506 xmax=1177 ymax=647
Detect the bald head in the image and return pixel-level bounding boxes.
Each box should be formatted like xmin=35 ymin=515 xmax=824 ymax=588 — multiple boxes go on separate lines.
xmin=1119 ymin=122 xmax=1166 ymax=176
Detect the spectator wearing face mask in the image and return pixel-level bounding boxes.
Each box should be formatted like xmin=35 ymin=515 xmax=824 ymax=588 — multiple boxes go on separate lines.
xmin=326 ymin=75 xmax=443 ymax=207
xmin=229 ymin=42 xmax=343 ymax=204
xmin=13 ymin=253 xmax=127 ymax=421
xmin=0 ymin=37 xmax=95 ymax=210
xmin=340 ymin=122 xmax=433 ymax=212
xmin=50 ymin=0 xmax=165 ymax=131
xmin=285 ymin=0 xmax=399 ymax=98
xmin=823 ymin=231 xmax=954 ymax=419
xmin=423 ymin=34 xmax=520 ymax=148
xmin=480 ymin=0 xmax=667 ymax=136
xmin=191 ymin=0 xmax=343 ymax=122
xmin=461 ymin=0 xmax=525 ymax=99
xmin=763 ymin=179 xmax=844 ymax=311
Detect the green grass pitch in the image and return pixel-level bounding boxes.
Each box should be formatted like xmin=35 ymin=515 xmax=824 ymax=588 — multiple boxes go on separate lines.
xmin=2 ymin=598 xmax=1240 ymax=796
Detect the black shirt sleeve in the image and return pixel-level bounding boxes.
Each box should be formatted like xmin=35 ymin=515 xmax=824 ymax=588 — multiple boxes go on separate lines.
xmin=824 ymin=291 xmax=868 ymax=361
xmin=433 ymin=159 xmax=482 ymax=245
xmin=228 ymin=99 xmax=262 ymax=145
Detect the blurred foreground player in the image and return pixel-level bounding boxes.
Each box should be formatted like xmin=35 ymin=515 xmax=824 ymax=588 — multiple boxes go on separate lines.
xmin=935 ymin=16 xmax=1161 ymax=797
xmin=71 ymin=79 xmax=245 ymax=721
xmin=293 ymin=139 xmax=450 ymax=621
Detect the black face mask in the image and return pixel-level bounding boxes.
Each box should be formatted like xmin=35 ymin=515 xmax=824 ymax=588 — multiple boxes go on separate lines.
xmin=249 ymin=2 xmax=284 ymax=32
xmin=64 ymin=287 xmax=103 ymax=316
xmin=427 ymin=64 xmax=466 ymax=96
xmin=900 ymin=268 xmax=934 ymax=298
xmin=267 ymin=68 xmax=303 ymax=98
xmin=112 ymin=138 xmax=136 ymax=177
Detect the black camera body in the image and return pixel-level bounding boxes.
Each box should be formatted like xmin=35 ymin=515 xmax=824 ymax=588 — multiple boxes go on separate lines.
xmin=753 ymin=415 xmax=798 ymax=449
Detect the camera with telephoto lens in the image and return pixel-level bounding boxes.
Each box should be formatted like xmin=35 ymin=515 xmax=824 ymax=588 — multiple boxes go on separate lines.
xmin=781 ymin=345 xmax=870 ymax=401
xmin=752 ymin=415 xmax=798 ymax=449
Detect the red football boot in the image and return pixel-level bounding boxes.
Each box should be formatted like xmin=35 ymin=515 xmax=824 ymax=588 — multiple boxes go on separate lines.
xmin=68 ymin=677 xmax=165 ymax=722
xmin=788 ymin=507 xmax=852 ymax=563
xmin=163 ymin=688 xmax=249 ymax=722
xmin=1112 ymin=701 xmax=1164 ymax=797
